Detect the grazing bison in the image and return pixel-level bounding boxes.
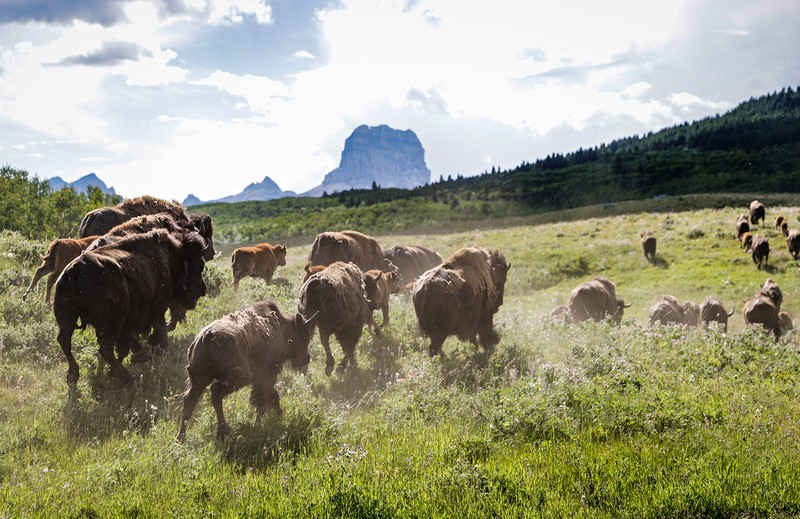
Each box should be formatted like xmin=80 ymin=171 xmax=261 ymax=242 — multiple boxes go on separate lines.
xmin=78 ymin=196 xmax=186 ymax=238
xmin=648 ymin=296 xmax=699 ymax=327
xmin=413 ymin=246 xmax=511 ymax=356
xmin=735 ymin=216 xmax=750 ymax=240
xmin=363 ymin=269 xmax=402 ymax=336
xmin=53 ymin=228 xmax=209 ymax=384
xmin=567 ymin=277 xmax=630 ymax=325
xmin=177 ymin=302 xmax=315 ymax=442
xmin=22 ymin=235 xmax=101 ymax=304
xmin=740 ymin=231 xmax=753 ymax=251
xmin=750 ymin=234 xmax=770 ymax=268
xmin=307 ymin=230 xmax=394 ymax=273
xmin=106 ymin=212 xmax=216 ymax=261
xmin=298 ymin=261 xmax=371 ymax=375
xmin=641 ymin=230 xmax=657 ymax=261
xmin=231 ymin=243 xmax=287 ymax=289
xmin=749 ymin=200 xmax=766 ymax=225
xmin=786 ymin=229 xmax=800 ymax=260
xmin=699 ymin=296 xmax=735 ymax=332
xmin=383 ymin=245 xmax=442 ymax=285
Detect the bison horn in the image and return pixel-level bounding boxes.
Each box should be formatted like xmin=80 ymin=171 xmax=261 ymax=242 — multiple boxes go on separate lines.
xmin=623 ymin=302 xmax=633 ymax=308
xmin=195 ymin=217 xmax=206 ymax=236
xmin=299 ymin=311 xmax=319 ymax=326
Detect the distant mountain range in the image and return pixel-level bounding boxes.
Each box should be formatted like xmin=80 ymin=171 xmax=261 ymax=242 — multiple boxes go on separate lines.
xmin=47 ymin=173 xmax=117 ymax=196
xmin=184 ymin=124 xmax=431 ymax=205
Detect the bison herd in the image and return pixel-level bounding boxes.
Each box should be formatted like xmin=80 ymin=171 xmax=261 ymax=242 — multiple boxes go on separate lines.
xmin=18 ymin=196 xmax=799 ymax=442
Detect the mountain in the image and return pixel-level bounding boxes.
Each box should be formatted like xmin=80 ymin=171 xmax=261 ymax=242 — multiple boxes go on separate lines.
xmin=183 ymin=176 xmax=296 ymax=206
xmin=47 ymin=173 xmax=117 ymax=196
xmin=302 ymin=124 xmax=431 ymax=197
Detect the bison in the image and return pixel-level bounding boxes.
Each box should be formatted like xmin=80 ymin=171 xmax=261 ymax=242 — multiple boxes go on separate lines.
xmin=78 ymin=196 xmax=186 ymax=238
xmin=302 ymin=264 xmax=327 ymax=284
xmin=750 ymin=234 xmax=770 ymax=268
xmin=176 ymin=301 xmax=315 ymax=442
xmin=786 ymin=229 xmax=800 ymax=260
xmin=740 ymin=231 xmax=753 ymax=251
xmin=781 ymin=221 xmax=789 ymax=237
xmin=567 ymin=277 xmax=630 ymax=325
xmin=749 ymin=200 xmax=765 ymax=226
xmin=758 ymin=277 xmax=782 ymax=310
xmin=699 ymin=296 xmax=735 ymax=332
xmin=774 ymin=215 xmax=786 ymax=229
xmin=298 ymin=261 xmax=371 ymax=375
xmin=363 ymin=269 xmax=402 ymax=336
xmin=648 ymin=296 xmax=699 ymax=327
xmin=307 ymin=230 xmax=394 ymax=273
xmin=735 ymin=216 xmax=750 ymax=240
xmin=53 ymin=228 xmax=209 ymax=384
xmin=383 ymin=245 xmax=442 ymax=285
xmin=641 ymin=230 xmax=657 ymax=261
xmin=105 ymin=212 xmax=215 ymax=261
xmin=22 ymin=235 xmax=101 ymax=304
xmin=743 ymin=278 xmax=785 ymax=339
xmin=550 ymin=304 xmax=572 ymax=322
xmin=778 ymin=311 xmax=794 ymax=335
xmin=412 ymin=246 xmax=511 ymax=356
xmin=231 ymin=243 xmax=287 ymax=289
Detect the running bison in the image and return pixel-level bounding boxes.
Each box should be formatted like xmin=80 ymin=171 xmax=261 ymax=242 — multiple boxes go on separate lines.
xmin=176 ymin=301 xmax=315 ymax=442
xmin=648 ymin=295 xmax=700 ymax=327
xmin=699 ymin=296 xmax=735 ymax=332
xmin=750 ymin=234 xmax=770 ymax=268
xmin=363 ymin=269 xmax=402 ymax=337
xmin=22 ymin=235 xmax=101 ymax=304
xmin=743 ymin=278 xmax=785 ymax=339
xmin=786 ymin=229 xmax=800 ymax=261
xmin=231 ymin=243 xmax=287 ymax=289
xmin=749 ymin=200 xmax=766 ymax=225
xmin=78 ymin=196 xmax=186 ymax=237
xmin=383 ymin=245 xmax=442 ymax=285
xmin=53 ymin=228 xmax=209 ymax=385
xmin=298 ymin=261 xmax=371 ymax=375
xmin=413 ymin=246 xmax=511 ymax=356
xmin=105 ymin=212 xmax=216 ymax=261
xmin=307 ymin=230 xmax=394 ymax=273
xmin=641 ymin=230 xmax=657 ymax=261
xmin=736 ymin=215 xmax=750 ymax=240
xmin=567 ymin=277 xmax=630 ymax=325
xmin=740 ymin=231 xmax=753 ymax=251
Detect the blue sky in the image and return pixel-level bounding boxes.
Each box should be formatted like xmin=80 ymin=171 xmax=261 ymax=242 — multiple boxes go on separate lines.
xmin=0 ymin=0 xmax=798 ymax=201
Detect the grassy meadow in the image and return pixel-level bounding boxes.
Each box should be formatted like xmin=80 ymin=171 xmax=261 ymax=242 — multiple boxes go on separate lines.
xmin=2 ymin=201 xmax=800 ymax=517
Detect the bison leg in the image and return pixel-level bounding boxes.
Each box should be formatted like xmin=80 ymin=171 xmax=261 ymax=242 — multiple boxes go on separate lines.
xmin=379 ymin=304 xmax=390 ymax=330
xmin=177 ymin=379 xmax=209 ymax=443
xmin=167 ymin=305 xmax=187 ymax=332
xmin=320 ymin=332 xmax=336 ymax=376
xmin=336 ymin=330 xmax=361 ymax=372
xmin=367 ymin=314 xmax=382 ymax=338
xmin=428 ymin=334 xmax=447 ymax=357
xmin=148 ymin=316 xmax=169 ymax=353
xmin=23 ymin=262 xmax=53 ymax=302
xmin=210 ymin=368 xmax=251 ymax=441
xmin=477 ymin=317 xmax=500 ymax=351
xmin=95 ymin=331 xmax=133 ymax=385
xmin=251 ymin=372 xmax=281 ymax=422
xmin=57 ymin=326 xmax=81 ymax=384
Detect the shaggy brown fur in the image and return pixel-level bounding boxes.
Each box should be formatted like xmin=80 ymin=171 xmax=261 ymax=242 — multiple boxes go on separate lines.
xmin=383 ymin=245 xmax=442 ymax=285
xmin=231 ymin=243 xmax=287 ymax=289
xmin=786 ymin=229 xmax=800 ymax=260
xmin=302 ymin=263 xmax=327 ymax=283
xmin=412 ymin=246 xmax=510 ymax=356
xmin=740 ymin=231 xmax=753 ymax=251
xmin=749 ymin=200 xmax=766 ymax=225
xmin=641 ymin=230 xmax=657 ymax=261
xmin=78 ymin=196 xmax=186 ymax=237
xmin=648 ymin=296 xmax=699 ymax=327
xmin=750 ymin=234 xmax=770 ymax=268
xmin=735 ymin=216 xmax=750 ymax=240
xmin=23 ymin=235 xmax=101 ymax=304
xmin=567 ymin=277 xmax=630 ymax=325
xmin=363 ymin=269 xmax=401 ymax=336
xmin=298 ymin=261 xmax=371 ymax=375
xmin=307 ymin=230 xmax=394 ymax=273
xmin=106 ymin=212 xmax=215 ymax=261
xmin=699 ymin=296 xmax=735 ymax=332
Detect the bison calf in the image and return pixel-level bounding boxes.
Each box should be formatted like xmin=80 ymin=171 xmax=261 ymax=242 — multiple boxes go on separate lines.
xmin=641 ymin=230 xmax=657 ymax=261
xmin=413 ymin=246 xmax=510 ymax=357
xmin=231 ymin=243 xmax=287 ymax=289
xmin=177 ymin=302 xmax=314 ymax=442
xmin=23 ymin=235 xmax=101 ymax=304
xmin=363 ymin=269 xmax=401 ymax=336
xmin=740 ymin=231 xmax=753 ymax=251
xmin=299 ymin=261 xmax=371 ymax=375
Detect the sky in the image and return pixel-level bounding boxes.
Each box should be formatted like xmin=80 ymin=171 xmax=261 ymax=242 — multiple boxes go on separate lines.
xmin=1 ymin=0 xmax=798 ymax=202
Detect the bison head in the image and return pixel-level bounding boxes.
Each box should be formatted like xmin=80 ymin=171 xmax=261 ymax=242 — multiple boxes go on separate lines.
xmin=288 ymin=313 xmax=316 ymax=374
xmin=488 ymin=251 xmax=511 ymax=309
xmin=276 ymin=244 xmax=288 ymax=266
xmin=173 ymin=232 xmax=208 ymax=309
xmin=190 ymin=214 xmax=216 ymax=261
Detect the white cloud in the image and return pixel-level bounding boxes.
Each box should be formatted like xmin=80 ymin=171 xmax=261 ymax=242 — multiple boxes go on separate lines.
xmin=669 ymin=92 xmax=730 ymax=112
xmin=206 ymin=0 xmax=273 ymax=25
xmin=290 ymin=50 xmax=315 ymax=60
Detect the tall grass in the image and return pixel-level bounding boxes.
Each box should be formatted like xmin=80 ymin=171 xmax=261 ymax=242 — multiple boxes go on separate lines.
xmin=1 ymin=204 xmax=799 ymax=516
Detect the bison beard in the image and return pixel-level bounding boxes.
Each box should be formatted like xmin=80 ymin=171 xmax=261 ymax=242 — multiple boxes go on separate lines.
xmin=298 ymin=261 xmax=371 ymax=376
xmin=412 ymin=246 xmax=510 ymax=357
xmin=53 ymin=229 xmax=208 ymax=385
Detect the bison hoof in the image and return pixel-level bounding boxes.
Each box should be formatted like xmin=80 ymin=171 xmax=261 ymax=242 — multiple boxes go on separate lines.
xmin=216 ymin=424 xmax=230 ymax=442
xmin=131 ymin=350 xmax=151 ymax=364
xmin=325 ymin=362 xmax=335 ymax=377
xmin=66 ymin=369 xmax=80 ymax=385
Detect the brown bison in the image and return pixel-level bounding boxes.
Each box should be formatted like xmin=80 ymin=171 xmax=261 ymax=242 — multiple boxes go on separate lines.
xmin=567 ymin=277 xmax=630 ymax=325
xmin=106 ymin=212 xmax=215 ymax=261
xmin=743 ymin=278 xmax=785 ymax=339
xmin=307 ymin=230 xmax=394 ymax=273
xmin=735 ymin=215 xmax=750 ymax=240
xmin=781 ymin=221 xmax=789 ymax=237
xmin=298 ymin=261 xmax=371 ymax=375
xmin=550 ymin=304 xmax=572 ymax=322
xmin=78 ymin=196 xmax=186 ymax=237
xmin=363 ymin=269 xmax=402 ymax=336
xmin=53 ymin=228 xmax=209 ymax=384
xmin=699 ymin=296 xmax=735 ymax=332
xmin=774 ymin=215 xmax=785 ymax=229
xmin=641 ymin=230 xmax=657 ymax=261
xmin=383 ymin=245 xmax=442 ymax=285
xmin=749 ymin=200 xmax=765 ymax=225
xmin=648 ymin=296 xmax=699 ymax=327
xmin=231 ymin=243 xmax=287 ymax=289
xmin=22 ymin=235 xmax=101 ymax=303
xmin=176 ymin=301 xmax=315 ymax=442
xmin=750 ymin=234 xmax=770 ymax=268
xmin=740 ymin=231 xmax=753 ymax=251
xmin=778 ymin=311 xmax=794 ymax=335
xmin=786 ymin=229 xmax=800 ymax=260
xmin=412 ymin=246 xmax=510 ymax=356
xmin=302 ymin=264 xmax=327 ymax=283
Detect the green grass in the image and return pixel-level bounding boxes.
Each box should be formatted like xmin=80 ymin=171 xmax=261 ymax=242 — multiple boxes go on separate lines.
xmin=2 ymin=202 xmax=800 ymax=517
